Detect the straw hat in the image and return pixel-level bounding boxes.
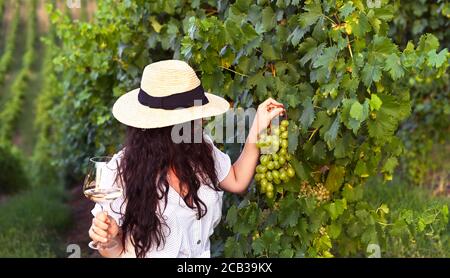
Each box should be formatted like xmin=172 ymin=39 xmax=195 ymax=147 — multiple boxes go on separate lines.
xmin=112 ymin=60 xmax=230 ymax=128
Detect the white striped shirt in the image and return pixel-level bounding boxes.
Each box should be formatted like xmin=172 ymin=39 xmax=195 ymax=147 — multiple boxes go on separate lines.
xmin=91 ymin=135 xmax=231 ymax=257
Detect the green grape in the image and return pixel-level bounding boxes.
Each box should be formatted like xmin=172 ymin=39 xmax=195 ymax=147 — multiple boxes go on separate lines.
xmin=255 ymin=173 xmax=263 ymax=182
xmin=281 ymin=173 xmax=289 ymax=181
xmin=256 ymin=165 xmax=263 ymax=173
xmin=281 ymin=131 xmax=288 ymax=139
xmin=266 ymin=171 xmax=273 ymax=181
xmin=279 ymin=148 xmax=287 ymax=156
xmin=281 ymin=139 xmax=288 ymax=149
xmin=280 ymin=169 xmax=288 ymax=181
xmin=280 ymin=125 xmax=286 ymax=132
xmin=272 ymin=170 xmax=280 ymax=180
xmin=287 ymin=167 xmax=295 ymax=178
xmin=273 ymin=160 xmax=281 ymax=169
xmin=261 ymin=178 xmax=268 ymax=187
xmin=285 ymin=153 xmax=292 ymax=161
xmin=281 ymin=120 xmax=289 ymax=127
xmin=267 ymin=161 xmax=275 ymax=170
xmin=260 ymin=155 xmax=270 ymax=166
xmin=271 ymin=153 xmax=279 ymax=161
xmin=266 ymin=183 xmax=274 ymax=192
xmin=258 ymin=165 xmax=268 ymax=173
xmin=260 ymin=182 xmax=267 ymax=193
xmin=266 ymin=191 xmax=274 ymax=199
xmin=273 ymin=178 xmax=281 ymax=185
xmin=278 ymin=156 xmax=286 ymax=165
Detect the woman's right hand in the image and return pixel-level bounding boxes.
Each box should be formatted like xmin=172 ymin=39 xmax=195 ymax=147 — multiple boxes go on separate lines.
xmin=252 ymin=98 xmax=285 ymax=135
xmin=89 ymin=211 xmax=120 ymax=245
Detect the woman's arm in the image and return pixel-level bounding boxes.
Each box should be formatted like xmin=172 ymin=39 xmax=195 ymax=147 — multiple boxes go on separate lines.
xmin=220 ymin=98 xmax=285 ymax=194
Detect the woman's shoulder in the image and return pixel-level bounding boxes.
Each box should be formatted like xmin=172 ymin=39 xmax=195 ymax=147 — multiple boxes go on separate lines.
xmin=109 ymin=148 xmax=125 ymax=164
xmin=115 ymin=148 xmax=125 ymax=158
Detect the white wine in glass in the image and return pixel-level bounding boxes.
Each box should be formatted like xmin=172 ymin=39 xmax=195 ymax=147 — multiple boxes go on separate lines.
xmin=83 ymin=156 xmax=123 ymax=250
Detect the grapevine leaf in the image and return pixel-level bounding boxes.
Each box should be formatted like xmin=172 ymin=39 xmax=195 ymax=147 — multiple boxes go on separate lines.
xmin=299 ymin=41 xmax=325 ymax=66
xmin=251 ymin=238 xmax=265 ymax=255
xmin=349 ymin=12 xmax=370 ymax=37
xmin=324 ymin=113 xmax=340 ymax=149
xmin=418 ymin=33 xmax=439 ymax=52
xmin=325 ymin=165 xmax=345 ymax=193
xmin=261 ymin=229 xmax=282 ymax=254
xmin=226 ymin=205 xmax=238 ymax=226
xmin=261 ymin=42 xmax=280 ymax=60
xmin=368 ymin=94 xmax=411 ymax=143
xmin=291 ymin=159 xmax=311 ymax=181
xmin=361 ymin=227 xmax=377 ymax=244
xmin=234 ymin=0 xmax=251 ymax=12
xmin=288 ymin=26 xmax=309 ymax=46
xmin=382 ymin=157 xmax=398 ymax=174
xmin=369 ymin=94 xmax=382 ymax=111
xmin=361 ymin=62 xmax=382 ymax=87
xmin=379 ymin=204 xmax=390 ymax=214
xmin=341 ymin=99 xmax=362 ymax=134
xmin=312 ymin=46 xmax=339 ymax=70
xmin=374 ymin=6 xmax=395 ymax=21
xmin=339 ymin=2 xmax=355 ymax=19
xmin=311 ymin=141 xmax=326 ymax=162
xmin=299 ymin=2 xmax=322 ymax=28
xmin=384 ymin=53 xmax=404 ymax=80
xmin=327 ymin=223 xmax=342 ymax=239
xmin=261 ymin=6 xmax=276 ymax=32
xmin=334 ymin=132 xmax=355 ymax=159
xmin=326 ymin=199 xmax=347 ymax=220
xmin=355 ymin=161 xmax=369 ymax=177
xmin=279 ymin=194 xmax=300 ymax=227
xmin=349 ymin=101 xmax=363 ymax=121
xmin=342 ymin=184 xmax=363 ymax=202
xmin=356 ymin=210 xmax=375 ymax=225
xmin=224 ymin=237 xmax=245 ymax=257
xmin=279 ymin=249 xmax=294 ymax=258
xmin=241 ymin=22 xmax=259 ymax=42
xmin=299 ymin=97 xmax=315 ymax=129
xmin=372 ymin=35 xmax=398 ymax=56
xmin=427 ymin=49 xmax=448 ymax=68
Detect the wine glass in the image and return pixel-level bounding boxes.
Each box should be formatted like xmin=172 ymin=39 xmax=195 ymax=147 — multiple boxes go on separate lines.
xmin=83 ymin=156 xmax=123 ymax=250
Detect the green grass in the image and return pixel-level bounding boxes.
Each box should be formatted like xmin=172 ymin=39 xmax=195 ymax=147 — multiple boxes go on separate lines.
xmin=0 ymin=185 xmax=71 ymax=257
xmin=365 ymin=177 xmax=450 ymax=257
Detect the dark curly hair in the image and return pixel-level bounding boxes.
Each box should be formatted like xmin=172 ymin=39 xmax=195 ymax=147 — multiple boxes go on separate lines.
xmin=117 ymin=121 xmax=220 ymax=258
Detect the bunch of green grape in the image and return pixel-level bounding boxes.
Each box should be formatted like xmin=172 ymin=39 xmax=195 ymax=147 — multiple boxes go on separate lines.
xmin=255 ymin=120 xmax=295 ymax=199
xmin=300 ymin=181 xmax=331 ymax=203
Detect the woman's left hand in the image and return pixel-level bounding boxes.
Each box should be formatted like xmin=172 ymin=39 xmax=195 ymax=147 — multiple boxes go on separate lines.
xmin=251 ymin=97 xmax=285 ymax=135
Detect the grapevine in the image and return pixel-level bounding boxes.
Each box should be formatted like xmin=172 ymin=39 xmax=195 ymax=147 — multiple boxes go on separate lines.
xmin=0 ymin=0 xmax=37 ymax=142
xmin=0 ymin=2 xmax=20 ymax=86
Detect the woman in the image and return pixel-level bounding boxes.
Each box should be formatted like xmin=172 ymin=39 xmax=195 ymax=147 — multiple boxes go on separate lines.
xmin=89 ymin=60 xmax=284 ymax=258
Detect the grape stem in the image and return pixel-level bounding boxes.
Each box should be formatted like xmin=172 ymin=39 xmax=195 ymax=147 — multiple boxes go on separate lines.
xmin=218 ymin=65 xmax=249 ymax=77
xmin=308 ymin=128 xmax=319 ymax=142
